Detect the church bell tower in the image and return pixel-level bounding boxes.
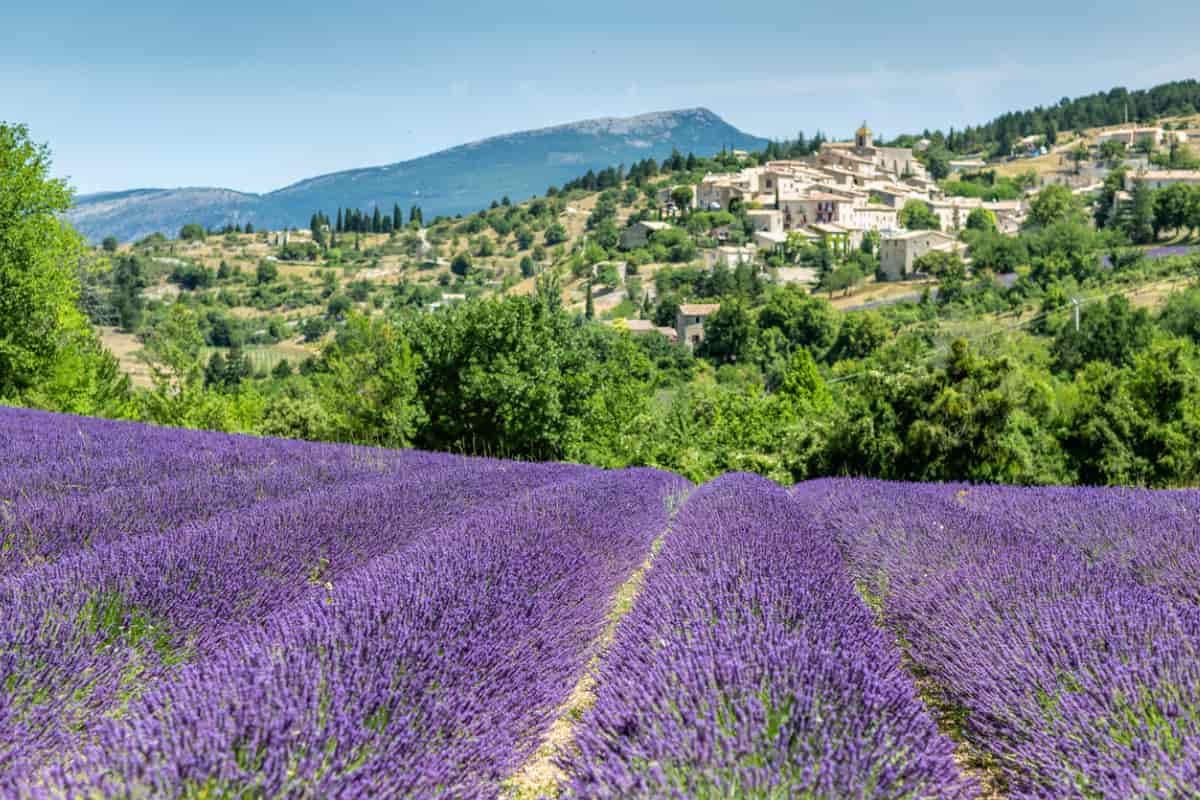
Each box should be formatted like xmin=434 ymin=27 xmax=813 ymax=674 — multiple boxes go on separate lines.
xmin=856 ymin=122 xmax=873 ymax=149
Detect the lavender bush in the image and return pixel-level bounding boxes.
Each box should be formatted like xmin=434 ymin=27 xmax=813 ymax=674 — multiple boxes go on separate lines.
xmin=18 ymin=469 xmax=686 ymax=797
xmin=562 ymin=474 xmax=971 ymax=799
xmin=799 ymin=479 xmax=1200 ymax=798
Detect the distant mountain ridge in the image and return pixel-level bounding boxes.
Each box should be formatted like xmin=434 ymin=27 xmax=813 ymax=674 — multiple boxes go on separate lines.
xmin=68 ymin=108 xmax=768 ymax=242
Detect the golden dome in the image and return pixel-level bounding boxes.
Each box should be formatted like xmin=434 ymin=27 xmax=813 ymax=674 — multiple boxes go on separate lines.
xmin=856 ymin=122 xmax=872 ymax=137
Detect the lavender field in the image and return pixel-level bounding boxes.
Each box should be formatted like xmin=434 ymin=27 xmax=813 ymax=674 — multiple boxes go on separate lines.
xmin=3 ymin=407 xmax=1199 ymax=798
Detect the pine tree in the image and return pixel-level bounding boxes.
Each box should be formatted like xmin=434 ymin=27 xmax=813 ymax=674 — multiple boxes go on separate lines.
xmin=204 ymin=352 xmax=227 ymax=389
xmin=1122 ymin=179 xmax=1157 ymax=244
xmin=393 ymin=203 xmax=402 ymax=230
xmin=372 ymin=206 xmax=382 ymax=233
xmin=336 ymin=208 xmax=343 ymax=233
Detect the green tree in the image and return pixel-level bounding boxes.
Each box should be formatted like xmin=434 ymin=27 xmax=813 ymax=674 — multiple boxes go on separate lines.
xmin=271 ymin=358 xmax=293 ymax=379
xmin=544 ymin=222 xmax=567 ymax=245
xmin=110 ymin=255 xmax=147 ymax=331
xmin=102 ymin=236 xmax=119 ymax=253
xmin=899 ymin=200 xmax=940 ymax=231
xmin=256 ymin=260 xmax=278 ymax=284
xmin=1159 ymin=286 xmax=1200 ymax=344
xmin=670 ymin=186 xmax=694 ymax=216
xmin=699 ymin=300 xmax=753 ymax=363
xmin=301 ymin=316 xmax=329 ymax=343
xmin=824 ymin=261 xmax=865 ymax=297
xmin=923 ymin=144 xmax=951 ymax=180
xmin=203 ymin=351 xmax=227 ymax=389
xmin=965 ymin=207 xmax=997 ymax=233
xmin=179 ymin=223 xmax=206 ymax=242
xmin=1052 ymin=295 xmax=1153 ymax=373
xmin=1094 ymin=167 xmax=1128 ymax=228
xmin=451 ymin=252 xmax=472 ymax=277
xmin=828 ymin=311 xmax=890 ymax=361
xmin=1069 ymin=143 xmax=1090 ymax=173
xmin=397 ymin=295 xmax=652 ymax=462
xmin=327 ymin=293 xmax=352 ymax=318
xmin=777 ymin=347 xmax=832 ymax=409
xmin=757 ymin=287 xmax=840 ymax=357
xmin=825 ymin=338 xmax=1066 ymax=485
xmin=139 ymin=304 xmax=213 ymax=425
xmin=0 ymin=122 xmax=129 ymax=415
xmin=1119 ymin=179 xmax=1157 ymax=243
xmin=1099 ymin=138 xmax=1127 ymax=164
xmin=316 ymin=314 xmax=426 ymax=447
xmin=964 ymin=230 xmax=1025 ymax=274
xmin=1154 ymin=183 xmax=1193 ymax=236
xmin=1028 ymin=184 xmax=1082 ymax=228
xmin=1063 ymin=341 xmax=1200 ymax=486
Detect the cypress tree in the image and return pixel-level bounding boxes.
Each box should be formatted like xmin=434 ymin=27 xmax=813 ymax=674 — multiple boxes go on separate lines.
xmin=372 ymin=206 xmax=382 ymax=233
xmin=393 ymin=203 xmax=402 ymax=230
xmin=336 ymin=208 xmax=343 ymax=233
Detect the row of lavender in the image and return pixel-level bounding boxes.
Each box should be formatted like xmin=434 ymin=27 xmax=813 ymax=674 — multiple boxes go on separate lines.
xmin=1 ymin=407 xmax=689 ymax=796
xmin=10 ymin=406 xmax=1200 ymax=797
xmin=560 ymin=474 xmax=974 ymax=798
xmin=800 ymin=480 xmax=1200 ymax=798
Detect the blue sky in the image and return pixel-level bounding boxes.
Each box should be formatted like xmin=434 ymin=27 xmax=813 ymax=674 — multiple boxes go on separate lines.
xmin=5 ymin=0 xmax=1198 ymax=195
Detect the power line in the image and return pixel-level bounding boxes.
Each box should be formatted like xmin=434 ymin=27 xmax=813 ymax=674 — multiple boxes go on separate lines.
xmin=825 ymin=274 xmax=1194 ymax=386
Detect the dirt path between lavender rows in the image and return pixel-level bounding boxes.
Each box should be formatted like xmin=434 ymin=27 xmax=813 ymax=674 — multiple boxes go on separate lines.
xmin=502 ymin=491 xmax=688 ymax=799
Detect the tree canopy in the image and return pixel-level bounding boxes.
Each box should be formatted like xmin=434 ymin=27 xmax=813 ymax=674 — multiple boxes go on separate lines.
xmin=0 ymin=123 xmax=129 ymax=414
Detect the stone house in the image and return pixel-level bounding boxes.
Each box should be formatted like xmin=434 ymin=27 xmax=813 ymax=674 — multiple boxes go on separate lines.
xmin=1125 ymin=170 xmax=1200 ymax=190
xmin=676 ymin=303 xmax=721 ymax=350
xmin=746 ymin=209 xmax=783 ymax=234
xmin=703 ymin=245 xmax=757 ymax=269
xmin=1096 ymin=127 xmax=1165 ymax=149
xmin=612 ymin=318 xmax=679 ymax=343
xmin=879 ymin=230 xmax=964 ymax=281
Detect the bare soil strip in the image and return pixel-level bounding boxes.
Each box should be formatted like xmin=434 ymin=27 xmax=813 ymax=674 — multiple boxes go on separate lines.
xmin=912 ymin=664 xmax=1009 ymax=800
xmin=503 ymin=492 xmax=688 ymax=799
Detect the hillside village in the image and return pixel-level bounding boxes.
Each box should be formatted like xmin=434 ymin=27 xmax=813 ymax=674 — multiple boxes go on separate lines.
xmin=88 ymin=110 xmax=1200 ymax=379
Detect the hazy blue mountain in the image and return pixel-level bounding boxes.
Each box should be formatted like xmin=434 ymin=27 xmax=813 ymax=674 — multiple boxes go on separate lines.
xmin=68 ymin=108 xmax=767 ymax=242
